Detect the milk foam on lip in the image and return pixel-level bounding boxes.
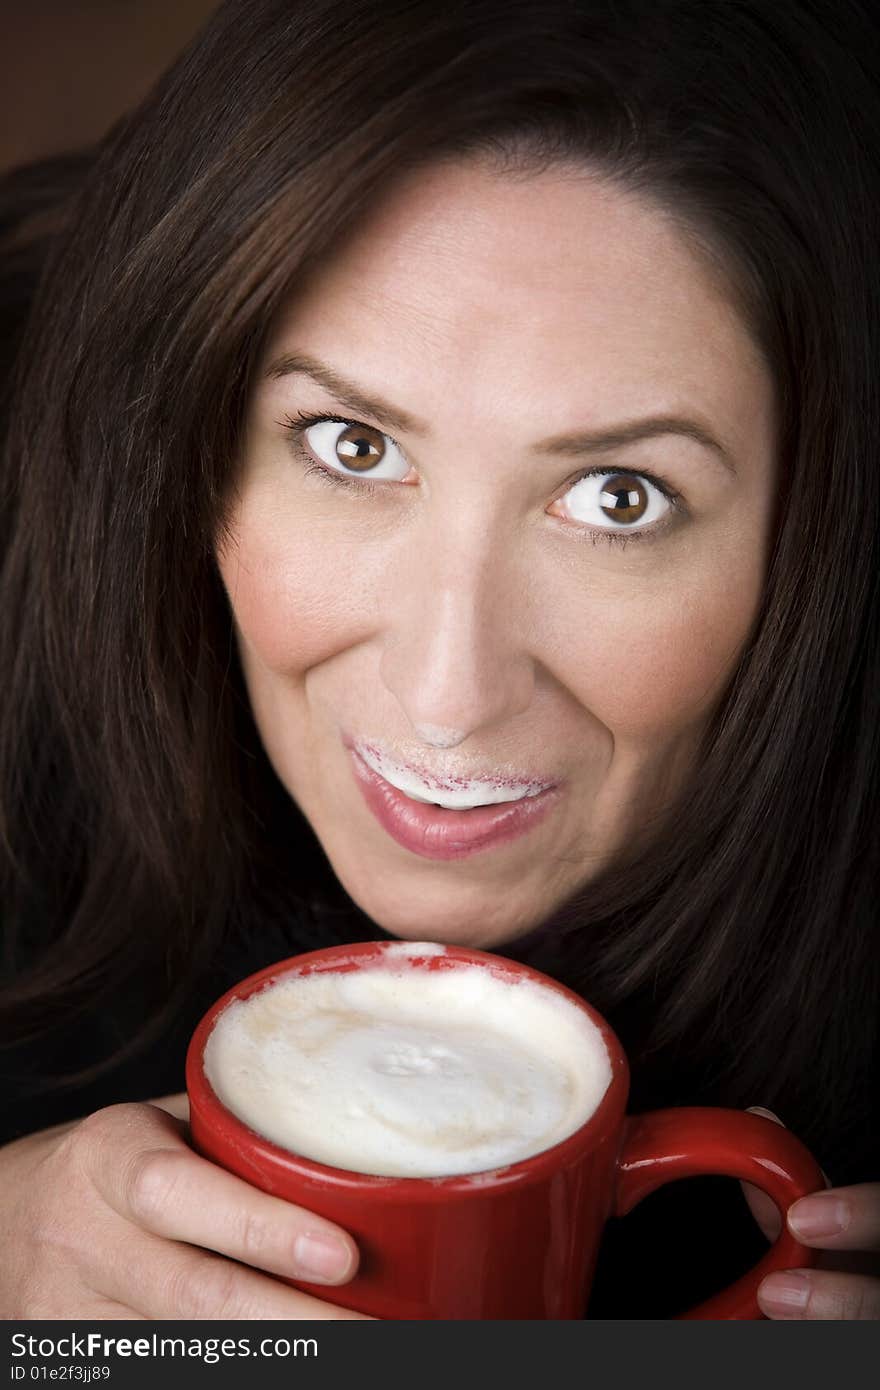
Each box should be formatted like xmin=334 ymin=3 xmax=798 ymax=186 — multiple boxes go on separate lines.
xmin=354 ymin=741 xmax=552 ymax=811
xmin=203 ymin=960 xmax=612 ymax=1178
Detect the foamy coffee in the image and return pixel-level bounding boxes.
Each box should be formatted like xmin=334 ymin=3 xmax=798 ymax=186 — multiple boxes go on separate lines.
xmin=203 ymin=944 xmax=612 ymax=1178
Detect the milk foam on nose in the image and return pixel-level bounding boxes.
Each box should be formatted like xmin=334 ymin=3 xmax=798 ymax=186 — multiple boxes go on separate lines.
xmin=203 ymin=962 xmax=612 ymax=1178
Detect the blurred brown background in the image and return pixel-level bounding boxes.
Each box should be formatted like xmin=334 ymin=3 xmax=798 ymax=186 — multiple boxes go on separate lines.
xmin=1 ymin=0 xmax=220 ymax=173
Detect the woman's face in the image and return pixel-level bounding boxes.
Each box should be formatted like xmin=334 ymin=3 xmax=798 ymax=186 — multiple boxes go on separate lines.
xmin=217 ymin=160 xmax=777 ymax=948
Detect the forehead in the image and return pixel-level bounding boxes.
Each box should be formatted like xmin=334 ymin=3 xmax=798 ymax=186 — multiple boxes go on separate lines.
xmin=266 ymin=159 xmax=771 ymax=432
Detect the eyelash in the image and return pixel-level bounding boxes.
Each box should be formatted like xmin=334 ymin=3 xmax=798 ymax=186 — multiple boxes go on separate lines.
xmin=280 ymin=410 xmax=684 ymax=550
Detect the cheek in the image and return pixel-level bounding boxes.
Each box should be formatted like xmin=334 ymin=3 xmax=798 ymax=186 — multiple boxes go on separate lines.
xmin=216 ymin=507 xmax=378 ymax=676
xmin=562 ymin=564 xmax=763 ymax=741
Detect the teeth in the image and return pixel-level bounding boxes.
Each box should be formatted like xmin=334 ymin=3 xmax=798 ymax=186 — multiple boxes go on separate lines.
xmin=404 ymin=790 xmax=452 ymax=807
xmin=403 ymin=789 xmax=524 ymax=811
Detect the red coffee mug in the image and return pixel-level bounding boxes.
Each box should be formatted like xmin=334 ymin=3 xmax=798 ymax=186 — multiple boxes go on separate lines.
xmin=185 ymin=942 xmax=825 ymax=1320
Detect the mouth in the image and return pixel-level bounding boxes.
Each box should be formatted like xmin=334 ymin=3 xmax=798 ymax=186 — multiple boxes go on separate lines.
xmin=345 ymin=740 xmax=561 ymax=862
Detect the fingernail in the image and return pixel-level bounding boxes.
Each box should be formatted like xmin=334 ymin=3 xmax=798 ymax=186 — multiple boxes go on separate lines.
xmin=747 ymin=1106 xmax=785 ymax=1126
xmin=294 ymin=1232 xmax=353 ymax=1282
xmin=758 ymin=1273 xmax=811 ymax=1316
xmin=788 ymin=1194 xmax=849 ymax=1239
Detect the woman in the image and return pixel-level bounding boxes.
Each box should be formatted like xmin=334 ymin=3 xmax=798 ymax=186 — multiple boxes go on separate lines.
xmin=0 ymin=0 xmax=877 ymax=1319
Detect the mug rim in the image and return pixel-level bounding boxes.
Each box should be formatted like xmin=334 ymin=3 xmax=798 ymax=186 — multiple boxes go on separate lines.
xmin=185 ymin=940 xmax=630 ymax=1199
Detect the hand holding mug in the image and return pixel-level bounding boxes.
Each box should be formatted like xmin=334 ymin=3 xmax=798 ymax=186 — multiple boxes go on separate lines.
xmin=740 ymin=1109 xmax=880 ymax=1321
xmin=0 ymin=1097 xmax=365 ymax=1319
xmin=187 ymin=942 xmax=829 ymax=1320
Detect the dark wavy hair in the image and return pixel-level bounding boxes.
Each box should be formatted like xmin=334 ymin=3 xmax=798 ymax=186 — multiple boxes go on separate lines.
xmin=1 ymin=0 xmax=877 ymax=1177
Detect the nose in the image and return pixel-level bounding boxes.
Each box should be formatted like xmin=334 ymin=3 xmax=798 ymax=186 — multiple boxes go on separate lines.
xmin=412 ymin=723 xmax=469 ymax=748
xmin=379 ymin=518 xmax=535 ymax=746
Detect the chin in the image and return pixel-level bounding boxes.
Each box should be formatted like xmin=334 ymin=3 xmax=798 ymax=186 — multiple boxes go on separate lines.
xmin=381 ymin=917 xmax=522 ymax=952
xmin=332 ymin=864 xmax=540 ymax=952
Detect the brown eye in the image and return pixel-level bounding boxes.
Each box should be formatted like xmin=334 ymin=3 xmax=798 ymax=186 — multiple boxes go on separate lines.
xmin=335 ymin=423 xmax=386 ymax=471
xmin=551 ymin=468 xmax=673 ymax=536
xmin=598 ymin=474 xmax=648 ymax=524
xmin=302 ymin=419 xmax=410 ymax=481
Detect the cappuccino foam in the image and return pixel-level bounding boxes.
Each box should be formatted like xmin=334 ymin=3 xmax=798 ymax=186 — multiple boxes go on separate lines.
xmin=203 ymin=951 xmax=611 ymax=1178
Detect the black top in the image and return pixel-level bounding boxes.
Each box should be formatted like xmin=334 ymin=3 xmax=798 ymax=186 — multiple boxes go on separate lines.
xmin=2 ymin=888 xmax=817 ymax=1322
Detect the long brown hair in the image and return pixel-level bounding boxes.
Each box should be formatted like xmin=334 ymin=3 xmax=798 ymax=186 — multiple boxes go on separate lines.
xmin=1 ymin=0 xmax=877 ymax=1174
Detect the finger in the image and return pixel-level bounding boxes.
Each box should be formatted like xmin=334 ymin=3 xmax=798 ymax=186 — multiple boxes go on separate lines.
xmin=787 ymin=1183 xmax=880 ymax=1252
xmin=81 ymin=1105 xmax=359 ymax=1286
xmin=741 ymin=1107 xmax=832 ymax=1244
xmin=741 ymin=1179 xmax=782 ymax=1243
xmin=815 ymin=1249 xmax=880 ymax=1277
xmin=106 ymin=1229 xmax=372 ymax=1321
xmin=91 ymin=1300 xmax=147 ymax=1320
xmin=758 ymin=1268 xmax=880 ymax=1320
xmin=746 ymin=1106 xmax=784 ymax=1125
xmin=150 ymin=1094 xmax=190 ymax=1123
xmin=741 ymin=1109 xmax=788 ymax=1242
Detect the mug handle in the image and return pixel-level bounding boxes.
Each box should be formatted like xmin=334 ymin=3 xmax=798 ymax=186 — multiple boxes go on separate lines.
xmin=612 ymin=1107 xmax=827 ymax=1319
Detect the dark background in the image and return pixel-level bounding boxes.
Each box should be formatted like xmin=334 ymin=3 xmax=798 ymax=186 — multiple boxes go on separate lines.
xmin=1 ymin=0 xmax=219 ymax=174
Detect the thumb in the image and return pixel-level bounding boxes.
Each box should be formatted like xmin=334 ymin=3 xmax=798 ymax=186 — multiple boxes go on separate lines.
xmin=740 ymin=1106 xmax=786 ymax=1242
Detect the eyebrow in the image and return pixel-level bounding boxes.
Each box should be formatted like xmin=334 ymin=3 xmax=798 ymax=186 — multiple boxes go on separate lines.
xmin=266 ymin=350 xmax=737 ymax=477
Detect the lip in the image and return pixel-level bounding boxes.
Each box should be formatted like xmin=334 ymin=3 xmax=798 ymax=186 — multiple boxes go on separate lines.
xmin=348 ymin=745 xmax=562 ymax=861
xmin=348 ymin=737 xmax=555 ymax=804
